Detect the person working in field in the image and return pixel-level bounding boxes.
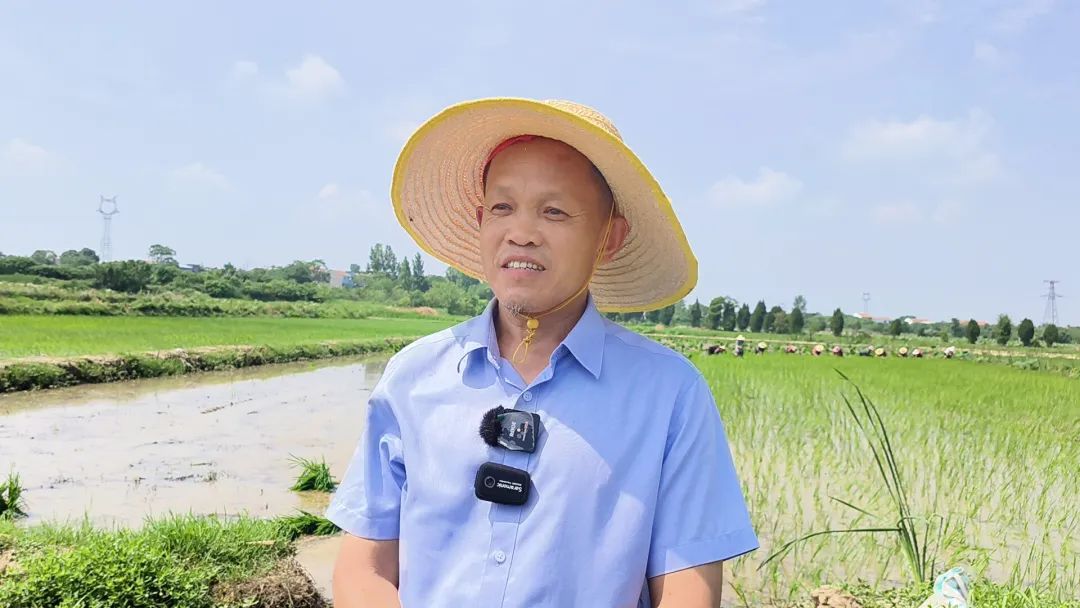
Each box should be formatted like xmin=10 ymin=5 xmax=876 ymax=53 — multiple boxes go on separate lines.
xmin=325 ymin=98 xmax=758 ymax=607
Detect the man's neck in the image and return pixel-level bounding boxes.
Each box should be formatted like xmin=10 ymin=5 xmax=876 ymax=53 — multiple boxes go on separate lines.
xmin=494 ymin=293 xmax=590 ymax=377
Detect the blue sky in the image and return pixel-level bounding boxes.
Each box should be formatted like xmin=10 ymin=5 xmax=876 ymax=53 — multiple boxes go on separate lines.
xmin=1 ymin=0 xmax=1076 ymax=324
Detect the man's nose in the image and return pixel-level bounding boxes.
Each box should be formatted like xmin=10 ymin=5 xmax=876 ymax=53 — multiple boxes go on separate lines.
xmin=505 ymin=212 xmax=542 ymax=247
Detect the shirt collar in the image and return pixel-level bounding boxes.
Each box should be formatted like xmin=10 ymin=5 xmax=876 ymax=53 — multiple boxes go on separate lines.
xmin=457 ymin=295 xmax=606 ymax=380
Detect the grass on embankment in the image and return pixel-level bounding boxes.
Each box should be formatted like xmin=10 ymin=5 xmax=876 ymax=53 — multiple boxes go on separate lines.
xmin=0 ymin=315 xmax=457 ymax=359
xmin=0 ymin=514 xmax=327 ymax=608
xmin=0 ymin=336 xmax=417 ymax=392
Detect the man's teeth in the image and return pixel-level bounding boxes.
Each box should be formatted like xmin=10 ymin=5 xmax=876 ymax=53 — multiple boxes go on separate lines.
xmin=506 ymin=261 xmax=543 ymax=271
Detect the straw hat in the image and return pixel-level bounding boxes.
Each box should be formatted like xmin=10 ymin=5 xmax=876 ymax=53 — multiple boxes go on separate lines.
xmin=391 ymin=98 xmax=697 ymax=312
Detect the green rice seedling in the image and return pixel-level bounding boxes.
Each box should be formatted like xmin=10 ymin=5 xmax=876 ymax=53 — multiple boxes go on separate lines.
xmin=288 ymin=455 xmax=337 ymax=492
xmin=274 ymin=510 xmax=341 ymax=540
xmin=0 ymin=472 xmax=27 ymax=520
xmin=759 ymin=371 xmax=955 ymax=584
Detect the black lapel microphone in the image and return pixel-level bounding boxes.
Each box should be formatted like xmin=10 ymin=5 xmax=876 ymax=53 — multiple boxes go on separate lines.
xmin=475 ymin=406 xmax=540 ymax=506
xmin=479 ymin=406 xmax=541 ymax=452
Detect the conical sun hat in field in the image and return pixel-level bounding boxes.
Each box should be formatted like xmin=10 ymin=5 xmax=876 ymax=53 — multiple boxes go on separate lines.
xmin=391 ymin=97 xmax=697 ymax=312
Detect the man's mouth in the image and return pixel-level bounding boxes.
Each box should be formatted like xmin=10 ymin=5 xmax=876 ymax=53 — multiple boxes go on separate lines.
xmin=501 ymin=259 xmax=546 ymax=272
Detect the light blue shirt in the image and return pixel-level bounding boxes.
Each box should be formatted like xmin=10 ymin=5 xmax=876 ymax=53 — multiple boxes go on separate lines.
xmin=325 ymin=296 xmax=758 ymax=607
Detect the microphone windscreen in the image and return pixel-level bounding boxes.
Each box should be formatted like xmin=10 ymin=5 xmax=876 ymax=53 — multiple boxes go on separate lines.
xmin=479 ymin=406 xmax=506 ymax=447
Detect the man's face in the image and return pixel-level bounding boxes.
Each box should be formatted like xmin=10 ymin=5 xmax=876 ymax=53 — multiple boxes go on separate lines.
xmin=480 ymin=137 xmax=625 ymax=315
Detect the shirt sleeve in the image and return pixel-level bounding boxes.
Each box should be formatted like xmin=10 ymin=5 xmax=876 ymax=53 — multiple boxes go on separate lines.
xmin=646 ymin=371 xmax=758 ymax=578
xmin=324 ymin=370 xmax=406 ymax=540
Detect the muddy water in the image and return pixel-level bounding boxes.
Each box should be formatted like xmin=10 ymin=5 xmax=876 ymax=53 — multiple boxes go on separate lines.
xmin=0 ymin=356 xmax=385 ymax=529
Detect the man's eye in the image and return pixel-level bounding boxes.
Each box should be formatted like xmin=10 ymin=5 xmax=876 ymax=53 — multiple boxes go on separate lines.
xmin=490 ymin=203 xmax=512 ymax=213
xmin=544 ymin=208 xmax=567 ymax=217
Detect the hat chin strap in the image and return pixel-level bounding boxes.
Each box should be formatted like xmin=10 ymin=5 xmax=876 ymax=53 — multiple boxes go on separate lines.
xmin=510 ymin=201 xmax=616 ymax=365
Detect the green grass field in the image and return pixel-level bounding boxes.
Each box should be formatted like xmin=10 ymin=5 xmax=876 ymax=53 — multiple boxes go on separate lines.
xmin=695 ymin=352 xmax=1080 ymax=603
xmin=0 ymin=315 xmax=458 ymax=359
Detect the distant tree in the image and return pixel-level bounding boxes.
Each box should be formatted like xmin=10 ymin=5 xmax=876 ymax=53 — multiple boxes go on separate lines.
xmin=94 ymin=260 xmax=152 ymax=293
xmin=30 ymin=250 xmax=58 ymax=265
xmin=367 ymin=243 xmax=400 ymax=278
xmin=772 ymin=308 xmax=790 ymax=333
xmin=399 ymin=258 xmax=413 ymax=289
xmin=995 ymin=314 xmax=1013 ymax=346
xmin=888 ymin=318 xmax=904 ymax=336
xmin=764 ymin=305 xmax=784 ymax=333
xmin=750 ymin=301 xmax=767 ymax=333
xmin=830 ymin=308 xmax=845 ymax=337
xmin=707 ymin=297 xmax=726 ymax=330
xmin=672 ymin=300 xmax=690 ymax=326
xmin=147 ymin=244 xmax=178 ymax=266
xmin=646 ymin=308 xmax=662 ymax=324
xmin=689 ymin=299 xmax=702 ymax=328
xmin=965 ymin=319 xmax=981 ymax=344
xmin=367 ymin=244 xmax=385 ymax=274
xmin=58 ymin=250 xmax=79 ymax=265
xmin=790 ymin=307 xmax=805 ymax=334
xmin=349 ymin=263 xmax=362 ymax=275
xmin=1017 ymin=318 xmax=1035 ymax=346
xmin=660 ymin=304 xmax=676 ymax=326
xmin=1043 ymin=324 xmax=1060 ymax=347
xmin=792 ymin=295 xmax=807 ymax=313
xmin=721 ymin=301 xmax=737 ymax=331
xmin=58 ymin=248 xmax=98 ymax=266
xmin=309 ymin=259 xmax=330 ymax=283
xmin=446 ymin=267 xmax=480 ymax=288
xmin=283 ymin=260 xmax=316 ymax=283
xmin=383 ymin=247 xmax=399 ymax=279
xmin=151 ymin=263 xmax=180 ymax=285
xmin=950 ymin=318 xmax=963 ymax=338
xmin=412 ymin=253 xmax=429 ymax=291
xmin=736 ymin=303 xmax=751 ymax=331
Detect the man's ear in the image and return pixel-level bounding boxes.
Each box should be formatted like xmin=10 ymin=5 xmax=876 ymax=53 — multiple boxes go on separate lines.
xmin=600 ymin=216 xmax=629 ymax=264
xmin=475 ymin=206 xmax=484 ymax=227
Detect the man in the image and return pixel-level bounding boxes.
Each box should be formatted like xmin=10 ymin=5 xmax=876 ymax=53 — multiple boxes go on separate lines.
xmin=326 ymin=98 xmax=757 ymax=607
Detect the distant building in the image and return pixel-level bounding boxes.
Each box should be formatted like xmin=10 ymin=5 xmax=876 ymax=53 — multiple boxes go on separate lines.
xmin=855 ymin=312 xmax=892 ymax=323
xmin=327 ymin=269 xmax=355 ymax=288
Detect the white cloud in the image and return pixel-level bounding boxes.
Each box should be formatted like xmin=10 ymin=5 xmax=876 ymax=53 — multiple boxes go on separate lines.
xmin=317 ymin=183 xmax=339 ymax=199
xmin=931 ymin=199 xmax=968 ymax=223
xmin=231 ymin=60 xmax=259 ymax=78
xmin=973 ymin=42 xmax=1004 ymax=67
xmin=874 ymin=202 xmax=924 ymax=224
xmin=712 ymin=0 xmax=765 ymax=14
xmin=994 ymin=0 xmax=1055 ymax=33
xmin=842 ymin=109 xmax=1000 ymax=184
xmin=1 ymin=138 xmax=54 ymax=176
xmin=284 ymin=54 xmax=344 ymax=101
xmin=709 ymin=167 xmax=803 ymax=207
xmin=170 ymin=162 xmax=230 ymax=190
xmin=890 ymin=0 xmax=940 ymax=24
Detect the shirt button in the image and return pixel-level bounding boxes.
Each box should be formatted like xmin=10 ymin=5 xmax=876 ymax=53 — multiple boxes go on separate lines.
xmin=522 ymin=391 xmax=533 ymax=402
xmin=493 ymin=550 xmax=506 ymax=564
